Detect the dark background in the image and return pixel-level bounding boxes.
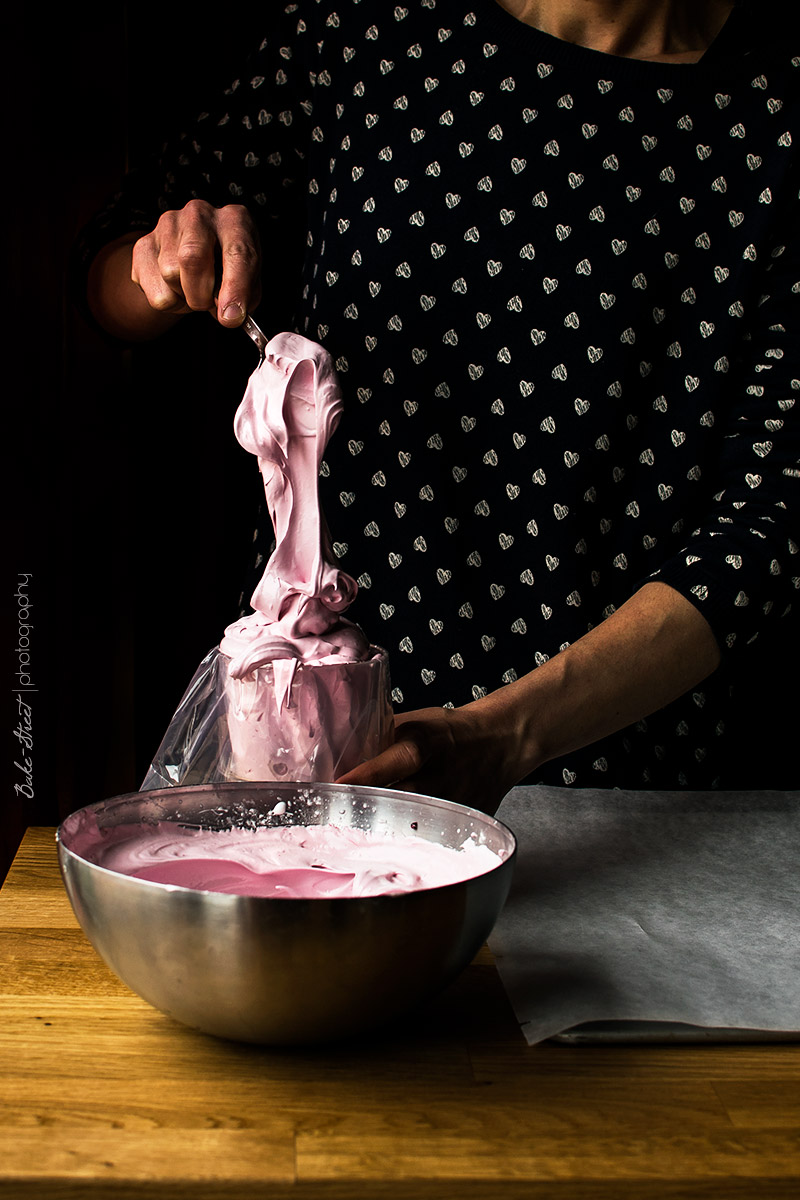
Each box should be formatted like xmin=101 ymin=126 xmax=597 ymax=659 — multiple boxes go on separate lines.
xmin=3 ymin=6 xmax=273 ymax=880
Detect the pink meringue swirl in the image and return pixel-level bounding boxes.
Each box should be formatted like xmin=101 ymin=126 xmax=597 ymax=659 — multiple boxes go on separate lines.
xmin=220 ymin=332 xmax=371 ymax=679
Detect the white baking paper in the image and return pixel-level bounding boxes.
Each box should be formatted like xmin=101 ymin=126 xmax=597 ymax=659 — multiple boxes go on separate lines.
xmin=488 ymin=785 xmax=800 ymax=1045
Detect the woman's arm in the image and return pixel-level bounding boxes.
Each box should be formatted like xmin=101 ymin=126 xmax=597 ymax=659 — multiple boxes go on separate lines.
xmin=79 ymin=8 xmax=315 ymax=343
xmin=338 ymin=580 xmax=721 ymax=812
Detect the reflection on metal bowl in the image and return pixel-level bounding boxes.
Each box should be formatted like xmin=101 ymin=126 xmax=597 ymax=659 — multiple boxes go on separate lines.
xmin=57 ymin=782 xmax=516 ymax=1045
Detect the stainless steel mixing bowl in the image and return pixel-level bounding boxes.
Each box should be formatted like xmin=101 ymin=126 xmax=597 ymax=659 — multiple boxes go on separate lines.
xmin=57 ymin=782 xmax=516 ymax=1045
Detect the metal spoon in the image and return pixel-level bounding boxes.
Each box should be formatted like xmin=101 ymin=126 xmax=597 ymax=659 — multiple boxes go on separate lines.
xmin=243 ymin=313 xmax=269 ymax=360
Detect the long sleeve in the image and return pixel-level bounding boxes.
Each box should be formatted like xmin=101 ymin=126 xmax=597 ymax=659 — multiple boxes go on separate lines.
xmin=651 ymin=190 xmax=800 ymax=655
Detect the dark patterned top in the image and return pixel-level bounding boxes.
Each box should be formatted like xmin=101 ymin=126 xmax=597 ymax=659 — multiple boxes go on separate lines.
xmin=80 ymin=1 xmax=800 ymax=788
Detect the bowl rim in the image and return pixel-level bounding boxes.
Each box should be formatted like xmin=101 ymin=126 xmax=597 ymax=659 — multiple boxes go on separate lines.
xmin=56 ymin=781 xmax=517 ymax=902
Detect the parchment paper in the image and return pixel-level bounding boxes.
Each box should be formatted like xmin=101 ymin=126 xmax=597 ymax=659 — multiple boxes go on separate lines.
xmin=488 ymin=786 xmax=800 ymax=1045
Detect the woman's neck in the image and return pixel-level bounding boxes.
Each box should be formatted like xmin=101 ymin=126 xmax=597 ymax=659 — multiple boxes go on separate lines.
xmin=495 ymin=0 xmax=735 ymax=62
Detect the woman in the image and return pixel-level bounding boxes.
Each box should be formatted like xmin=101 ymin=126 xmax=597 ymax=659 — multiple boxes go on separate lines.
xmin=81 ymin=0 xmax=799 ymax=807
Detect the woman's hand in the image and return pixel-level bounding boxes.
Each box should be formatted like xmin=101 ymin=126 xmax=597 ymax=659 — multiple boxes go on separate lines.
xmin=87 ymin=201 xmax=261 ymax=340
xmin=337 ymin=694 xmax=534 ymax=815
xmin=132 ymin=200 xmax=261 ymax=324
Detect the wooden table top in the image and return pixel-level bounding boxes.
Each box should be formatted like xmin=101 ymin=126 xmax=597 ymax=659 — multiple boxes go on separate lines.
xmin=2 ymin=827 xmax=800 ymax=1199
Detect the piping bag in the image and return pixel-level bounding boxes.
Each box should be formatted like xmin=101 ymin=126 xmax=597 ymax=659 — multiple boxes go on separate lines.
xmin=142 ymin=330 xmax=392 ymax=790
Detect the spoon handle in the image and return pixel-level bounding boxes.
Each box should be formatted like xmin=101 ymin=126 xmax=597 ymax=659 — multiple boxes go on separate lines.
xmin=243 ymin=314 xmax=269 ymax=360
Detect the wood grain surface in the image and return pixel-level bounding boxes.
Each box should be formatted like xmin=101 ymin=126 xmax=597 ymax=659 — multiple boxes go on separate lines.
xmin=2 ymin=827 xmax=799 ymax=1198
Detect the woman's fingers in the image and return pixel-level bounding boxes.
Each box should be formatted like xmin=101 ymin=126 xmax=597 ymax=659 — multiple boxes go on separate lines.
xmin=338 ymin=732 xmax=429 ymax=790
xmin=131 ymin=201 xmax=261 ymax=323
xmin=132 ymin=213 xmax=192 ymax=312
xmin=215 ymin=205 xmax=262 ymax=325
xmin=336 ymin=701 xmax=522 ymax=814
